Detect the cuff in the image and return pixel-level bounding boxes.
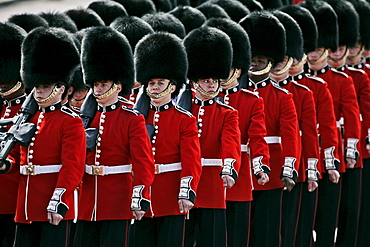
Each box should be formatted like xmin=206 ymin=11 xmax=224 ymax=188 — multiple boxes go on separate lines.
xmin=323 ymin=146 xmax=340 ymax=171
xmin=280 ymin=157 xmax=298 ymax=182
xmin=178 ymin=176 xmax=196 ymax=204
xmin=306 ymin=158 xmax=319 ymax=181
xmin=220 ymin=158 xmax=238 ymax=182
xmin=46 ymin=188 xmax=69 ymax=217
xmin=345 ymin=138 xmax=359 ymax=162
xmin=131 ymin=185 xmax=150 ymax=212
xmin=252 ymin=156 xmax=270 ymax=179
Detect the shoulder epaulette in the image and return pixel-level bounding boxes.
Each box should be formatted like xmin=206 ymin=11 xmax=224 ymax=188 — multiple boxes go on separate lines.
xmin=365 ymin=64 xmax=370 ymax=70
xmin=306 ymin=74 xmax=326 ymax=83
xmin=292 ymin=81 xmax=311 ymax=91
xmin=272 ymin=82 xmax=290 ymax=94
xmin=331 ymin=68 xmax=349 ymax=78
xmin=348 ymin=66 xmax=366 ymax=74
xmin=241 ymin=88 xmax=260 ymax=98
xmin=118 ymin=96 xmax=134 ymax=106
xmin=121 ymin=105 xmax=139 ymax=115
xmin=216 ymin=100 xmax=236 ymax=110
xmin=61 ymin=106 xmax=79 ymax=118
xmin=175 ymin=105 xmax=193 ymax=117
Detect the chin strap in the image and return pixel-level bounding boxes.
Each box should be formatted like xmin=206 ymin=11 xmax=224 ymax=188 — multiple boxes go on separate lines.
xmin=308 ymin=49 xmax=328 ymax=65
xmin=0 ymin=81 xmax=22 ymax=97
xmin=93 ymin=83 xmax=117 ymax=100
xmin=248 ymin=61 xmax=273 ymax=76
xmin=146 ymin=82 xmax=173 ymax=99
xmin=70 ymin=94 xmax=87 ymax=105
xmin=347 ymin=46 xmax=364 ymax=63
xmin=328 ymin=49 xmax=349 ymax=64
xmin=221 ymin=69 xmax=240 ymax=87
xmin=272 ymin=57 xmax=294 ymax=76
xmin=290 ymin=54 xmax=307 ymax=71
xmin=193 ymin=81 xmax=220 ymax=98
xmin=35 ymin=85 xmax=59 ymax=104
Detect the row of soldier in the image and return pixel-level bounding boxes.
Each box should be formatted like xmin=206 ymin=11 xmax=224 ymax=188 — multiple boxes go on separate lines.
xmin=0 ymin=0 xmax=370 ymax=246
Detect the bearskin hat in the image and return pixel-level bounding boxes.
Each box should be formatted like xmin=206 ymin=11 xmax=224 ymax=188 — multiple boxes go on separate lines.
xmin=81 ymin=26 xmax=134 ymax=96
xmin=110 ymin=16 xmax=154 ymax=52
xmin=272 ymin=10 xmax=304 ymax=61
xmin=205 ymin=18 xmax=251 ymax=71
xmin=239 ymin=0 xmax=264 ymax=11
xmin=21 ymin=27 xmax=80 ymax=88
xmin=141 ymin=12 xmax=186 ymax=39
xmin=39 ymin=11 xmax=78 ymax=33
xmin=347 ymin=0 xmax=370 ymax=49
xmin=65 ymin=8 xmax=105 ymax=30
xmin=88 ymin=1 xmax=128 ymax=26
xmin=135 ymin=32 xmax=188 ymax=97
xmin=152 ymin=0 xmax=173 ymax=12
xmin=239 ymin=11 xmax=286 ymax=65
xmin=112 ymin=0 xmax=156 ymax=17
xmin=196 ymin=2 xmax=231 ymax=19
xmin=325 ymin=0 xmax=359 ymax=48
xmin=258 ymin=0 xmax=284 ymax=10
xmin=210 ymin=0 xmax=250 ymax=22
xmin=70 ymin=66 xmax=87 ymax=91
xmin=299 ymin=0 xmax=338 ymax=51
xmin=8 ymin=13 xmax=49 ymax=33
xmin=184 ymin=26 xmax=233 ymax=81
xmin=0 ymin=23 xmax=27 ymax=84
xmin=169 ymin=6 xmax=207 ymax=34
xmin=279 ymin=5 xmax=318 ymax=54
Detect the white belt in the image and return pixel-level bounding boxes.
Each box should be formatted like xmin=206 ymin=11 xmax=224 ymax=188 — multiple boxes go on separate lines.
xmin=85 ymin=164 xmax=132 ymax=176
xmin=201 ymin=158 xmax=223 ymax=167
xmin=155 ymin=162 xmax=182 ymax=174
xmin=241 ymin=144 xmax=249 ymax=153
xmin=264 ymin=136 xmax=282 ymax=144
xmin=20 ymin=164 xmax=62 ymax=175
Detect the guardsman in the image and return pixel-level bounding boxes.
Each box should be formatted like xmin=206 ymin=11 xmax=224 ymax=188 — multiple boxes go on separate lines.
xmin=131 ymin=31 xmax=202 ymax=247
xmin=205 ymin=17 xmax=270 ymax=247
xmin=0 ymin=26 xmax=86 ymax=247
xmin=239 ymin=11 xmax=300 ymax=247
xmin=181 ymin=25 xmax=241 ymax=247
xmin=0 ymin=22 xmax=27 ymax=247
xmin=74 ymin=26 xmax=155 ymax=246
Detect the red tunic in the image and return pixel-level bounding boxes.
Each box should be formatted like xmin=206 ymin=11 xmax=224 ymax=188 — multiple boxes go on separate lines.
xmin=219 ymin=86 xmax=270 ymax=201
xmin=307 ymin=66 xmax=362 ymax=172
xmin=144 ymin=101 xmax=202 ymax=217
xmin=0 ymin=95 xmax=26 ymax=214
xmin=191 ymin=98 xmax=241 ymax=209
xmin=277 ymin=78 xmax=320 ymax=182
xmin=79 ymin=101 xmax=154 ymax=221
xmin=247 ymin=78 xmax=300 ymax=190
xmin=12 ymin=102 xmax=86 ymax=223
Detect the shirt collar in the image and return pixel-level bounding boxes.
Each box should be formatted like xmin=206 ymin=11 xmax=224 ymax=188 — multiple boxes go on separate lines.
xmin=39 ymin=102 xmax=62 ymax=113
xmin=290 ymin=71 xmax=306 ymax=81
xmin=149 ymin=100 xmax=173 ymax=112
xmin=193 ymin=97 xmax=216 ymax=106
xmin=97 ymin=101 xmax=121 ymax=113
xmin=273 ymin=76 xmax=292 ymax=87
xmin=219 ymin=84 xmax=239 ymax=95
xmin=248 ymin=77 xmax=271 ymax=90
xmin=306 ymin=64 xmax=330 ymax=76
xmin=3 ymin=94 xmax=26 ymax=107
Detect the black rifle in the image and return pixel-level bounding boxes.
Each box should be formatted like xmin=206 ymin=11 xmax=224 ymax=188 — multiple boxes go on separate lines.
xmin=80 ymin=90 xmax=98 ymax=152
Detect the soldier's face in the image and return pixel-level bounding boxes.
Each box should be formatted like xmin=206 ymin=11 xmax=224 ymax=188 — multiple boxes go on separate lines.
xmin=347 ymin=43 xmax=363 ymax=61
xmin=307 ymin=47 xmax=326 ymax=63
xmin=147 ymin=78 xmax=172 ymax=95
xmin=195 ymin=78 xmax=219 ymax=100
xmin=328 ymin=46 xmax=348 ymax=68
xmin=93 ymin=80 xmax=121 ymax=106
xmin=34 ymin=83 xmax=64 ymax=108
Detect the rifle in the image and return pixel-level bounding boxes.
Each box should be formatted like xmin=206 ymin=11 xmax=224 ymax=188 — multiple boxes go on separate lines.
xmin=80 ymin=89 xmax=98 ymax=152
xmin=0 ymin=92 xmax=38 ymax=166
xmin=134 ymin=86 xmax=155 ymax=140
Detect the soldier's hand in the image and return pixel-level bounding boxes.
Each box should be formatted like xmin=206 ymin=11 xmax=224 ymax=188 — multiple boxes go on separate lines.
xmin=307 ymin=180 xmax=318 ymax=192
xmin=0 ymin=164 xmax=5 ymax=171
xmin=281 ymin=177 xmax=295 ymax=192
xmin=47 ymin=212 xmax=63 ymax=226
xmin=366 ymin=144 xmax=370 ymax=154
xmin=346 ymin=157 xmax=356 ymax=169
xmin=132 ymin=210 xmax=145 ymax=221
xmin=327 ymin=169 xmax=340 ymax=184
xmin=178 ymin=199 xmax=194 ymax=214
xmin=221 ymin=175 xmax=235 ymax=188
xmin=258 ymin=172 xmax=269 ymax=185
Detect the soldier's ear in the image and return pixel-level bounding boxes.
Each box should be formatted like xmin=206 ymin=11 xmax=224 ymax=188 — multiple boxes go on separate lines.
xmin=116 ymin=83 xmax=122 ymax=93
xmin=170 ymin=84 xmax=176 ymax=93
xmin=58 ymin=85 xmax=65 ymax=95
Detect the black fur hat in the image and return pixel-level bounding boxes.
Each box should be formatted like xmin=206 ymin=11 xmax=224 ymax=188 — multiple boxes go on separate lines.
xmin=88 ymin=1 xmax=128 ymax=26
xmin=142 ymin=12 xmax=186 ymax=39
xmin=239 ymin=11 xmax=286 ymax=65
xmin=110 ymin=16 xmax=154 ymax=52
xmin=169 ymin=6 xmax=207 ymax=34
xmin=325 ymin=0 xmax=359 ymax=48
xmin=272 ymin=10 xmax=304 ymax=61
xmin=299 ymin=0 xmax=338 ymax=51
xmin=0 ymin=23 xmax=27 ymax=84
xmin=39 ymin=11 xmax=78 ymax=33
xmin=65 ymin=8 xmax=105 ymax=30
xmin=184 ymin=26 xmax=233 ymax=81
xmin=152 ymin=0 xmax=173 ymax=12
xmin=21 ymin=27 xmax=80 ymax=88
xmin=70 ymin=66 xmax=87 ymax=91
xmin=258 ymin=0 xmax=283 ymax=10
xmin=112 ymin=0 xmax=156 ymax=17
xmin=196 ymin=2 xmax=230 ymax=19
xmin=279 ymin=5 xmax=318 ymax=53
xmin=347 ymin=0 xmax=370 ymax=49
xmin=8 ymin=13 xmax=49 ymax=33
xmin=81 ymin=26 xmax=134 ymax=96
xmin=205 ymin=18 xmax=251 ymax=71
xmin=210 ymin=0 xmax=250 ymax=22
xmin=135 ymin=32 xmax=188 ymax=97
xmin=239 ymin=0 xmax=264 ymax=11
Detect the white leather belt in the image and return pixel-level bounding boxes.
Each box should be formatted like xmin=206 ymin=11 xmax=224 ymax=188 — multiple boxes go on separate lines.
xmin=155 ymin=162 xmax=182 ymax=174
xmin=85 ymin=164 xmax=132 ymax=176
xmin=201 ymin=158 xmax=223 ymax=167
xmin=241 ymin=144 xmax=249 ymax=153
xmin=20 ymin=164 xmax=62 ymax=175
xmin=264 ymin=136 xmax=282 ymax=144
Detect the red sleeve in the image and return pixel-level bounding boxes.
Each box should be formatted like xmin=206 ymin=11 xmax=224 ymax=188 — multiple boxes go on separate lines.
xmin=221 ymin=109 xmax=241 ymax=172
xmin=342 ymin=77 xmax=361 ymax=142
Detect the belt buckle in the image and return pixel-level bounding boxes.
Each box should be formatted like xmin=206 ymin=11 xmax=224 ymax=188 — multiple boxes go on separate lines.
xmin=92 ymin=166 xmax=104 ymax=176
xmin=25 ymin=165 xmax=35 ymax=175
xmin=154 ymin=164 xmax=160 ymax=174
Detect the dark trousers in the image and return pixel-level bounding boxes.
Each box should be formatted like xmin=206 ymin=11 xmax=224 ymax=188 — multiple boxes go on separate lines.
xmin=74 ymin=219 xmax=129 ymax=247
xmin=358 ymin=159 xmax=370 ymax=247
xmin=250 ymin=188 xmax=283 ymax=247
xmin=131 ymin=215 xmax=185 ymax=247
xmin=184 ymin=208 xmax=227 ymax=247
xmin=314 ymin=173 xmax=341 ymax=247
xmin=295 ymin=182 xmax=318 ymax=247
xmin=14 ymin=220 xmax=71 ymax=247
xmin=0 ymin=214 xmax=15 ymax=247
xmin=336 ymin=168 xmax=362 ymax=247
xmin=281 ymin=182 xmax=302 ymax=247
xmin=226 ymin=201 xmax=251 ymax=247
